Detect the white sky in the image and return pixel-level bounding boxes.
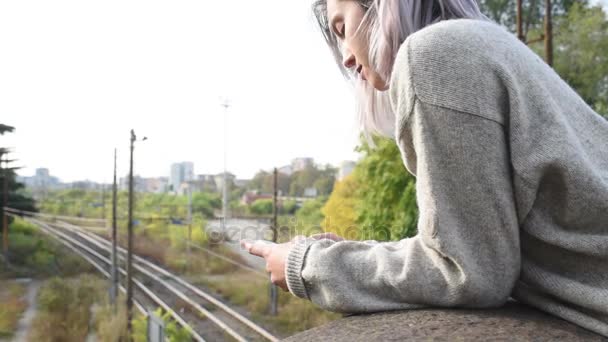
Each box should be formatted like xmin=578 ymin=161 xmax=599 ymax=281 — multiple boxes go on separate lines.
xmin=2 ymin=1 xmax=606 ymax=184
xmin=0 ymin=1 xmax=360 ymax=183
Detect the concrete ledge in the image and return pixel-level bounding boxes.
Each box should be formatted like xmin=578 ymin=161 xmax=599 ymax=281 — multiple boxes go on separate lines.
xmin=284 ymin=301 xmax=606 ymax=341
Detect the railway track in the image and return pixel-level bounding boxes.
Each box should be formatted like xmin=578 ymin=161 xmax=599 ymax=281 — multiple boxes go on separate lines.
xmin=7 ymin=209 xmax=279 ymax=342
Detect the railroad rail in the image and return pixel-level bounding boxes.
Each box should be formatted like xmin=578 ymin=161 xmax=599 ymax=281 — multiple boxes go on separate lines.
xmin=6 ymin=208 xmax=279 ymax=342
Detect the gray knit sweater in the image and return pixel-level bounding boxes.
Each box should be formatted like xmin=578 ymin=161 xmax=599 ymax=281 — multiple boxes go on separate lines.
xmin=285 ymin=18 xmax=608 ymax=337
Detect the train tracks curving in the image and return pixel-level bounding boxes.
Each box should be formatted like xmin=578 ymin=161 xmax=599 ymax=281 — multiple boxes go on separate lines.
xmin=7 ymin=208 xmax=279 ymax=342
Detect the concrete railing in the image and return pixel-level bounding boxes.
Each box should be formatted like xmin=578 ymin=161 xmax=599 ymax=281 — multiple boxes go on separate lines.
xmin=284 ymin=301 xmax=605 ymax=341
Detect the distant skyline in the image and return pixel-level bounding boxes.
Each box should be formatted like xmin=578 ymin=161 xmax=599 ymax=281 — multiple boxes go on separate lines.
xmin=1 ymin=1 xmax=361 ymax=183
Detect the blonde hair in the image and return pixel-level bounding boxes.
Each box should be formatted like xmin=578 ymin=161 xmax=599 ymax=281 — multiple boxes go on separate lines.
xmin=313 ymin=0 xmax=489 ymax=147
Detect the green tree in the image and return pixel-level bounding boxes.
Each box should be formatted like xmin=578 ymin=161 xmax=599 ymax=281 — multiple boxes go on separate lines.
xmin=352 ymin=136 xmax=418 ymax=241
xmin=0 ymin=124 xmax=36 ymax=214
xmin=249 ymin=198 xmax=273 ymax=215
xmin=320 ymin=174 xmax=359 ymax=239
xmin=552 ymin=3 xmax=608 ymax=118
xmin=479 ymin=1 xmax=607 ymax=118
xmin=480 ymin=0 xmax=583 ymax=38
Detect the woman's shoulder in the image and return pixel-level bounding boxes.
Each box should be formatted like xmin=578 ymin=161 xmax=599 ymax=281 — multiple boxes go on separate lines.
xmin=390 ymin=18 xmax=520 ymax=124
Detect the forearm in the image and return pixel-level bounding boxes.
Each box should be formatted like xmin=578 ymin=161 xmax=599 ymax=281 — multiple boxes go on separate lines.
xmin=285 ymin=98 xmax=521 ymax=313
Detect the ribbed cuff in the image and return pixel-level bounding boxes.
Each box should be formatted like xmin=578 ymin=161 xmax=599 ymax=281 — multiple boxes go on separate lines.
xmin=285 ymin=237 xmax=316 ymax=300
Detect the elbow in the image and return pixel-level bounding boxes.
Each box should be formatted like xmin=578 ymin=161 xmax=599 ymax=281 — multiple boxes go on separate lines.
xmin=453 ymin=259 xmax=519 ymax=308
xmin=466 ymin=267 xmax=518 ymax=308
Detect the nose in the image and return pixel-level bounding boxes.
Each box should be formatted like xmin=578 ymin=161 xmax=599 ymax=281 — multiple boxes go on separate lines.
xmin=342 ymin=52 xmax=356 ymax=70
xmin=342 ymin=44 xmax=357 ymax=69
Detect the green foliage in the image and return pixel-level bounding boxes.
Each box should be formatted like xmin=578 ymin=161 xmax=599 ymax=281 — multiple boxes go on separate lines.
xmin=248 ymin=163 xmax=336 ymax=197
xmin=282 ymin=200 xmax=298 ymax=215
xmin=30 ymin=275 xmax=105 ymax=342
xmin=0 ymin=124 xmax=15 ymax=135
xmin=132 ymin=308 xmax=191 ymax=342
xmin=480 ymin=0 xmax=584 ymax=35
xmin=552 ymin=3 xmax=608 ymax=118
xmin=293 ymin=196 xmax=328 ymax=235
xmin=0 ymin=281 xmax=27 ymax=338
xmin=250 ymin=198 xmax=273 ymax=215
xmin=479 ymin=1 xmax=607 ymax=119
xmin=5 ymin=217 xmax=92 ymax=277
xmin=0 ymin=123 xmax=37 ymax=213
xmin=321 ymin=175 xmax=359 ymax=239
xmin=353 ymin=136 xmax=418 ymax=241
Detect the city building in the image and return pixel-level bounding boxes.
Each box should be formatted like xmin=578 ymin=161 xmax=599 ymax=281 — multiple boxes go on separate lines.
xmin=19 ymin=168 xmax=62 ymax=195
xmin=303 ymin=187 xmax=318 ymax=198
xmin=240 ymin=190 xmax=273 ymax=206
xmin=233 ymin=178 xmax=250 ymax=188
xmin=170 ymin=162 xmax=194 ymax=193
xmin=291 ymin=157 xmax=314 ymax=172
xmin=213 ymin=172 xmax=236 ymax=194
xmin=119 ymin=176 xmax=168 ymax=193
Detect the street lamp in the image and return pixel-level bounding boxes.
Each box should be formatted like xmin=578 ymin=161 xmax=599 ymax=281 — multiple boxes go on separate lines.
xmin=127 ymin=129 xmax=147 ymax=337
xmin=220 ymin=99 xmax=230 ymax=232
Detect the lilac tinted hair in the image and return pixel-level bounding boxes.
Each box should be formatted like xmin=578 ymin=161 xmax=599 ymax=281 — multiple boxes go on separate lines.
xmin=313 ymin=0 xmax=490 ymax=147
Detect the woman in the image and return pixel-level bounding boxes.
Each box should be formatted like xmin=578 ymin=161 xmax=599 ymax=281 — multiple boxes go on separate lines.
xmin=242 ymin=0 xmax=608 ymax=337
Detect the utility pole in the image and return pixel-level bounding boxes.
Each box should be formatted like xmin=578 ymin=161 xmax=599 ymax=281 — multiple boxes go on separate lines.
xmin=101 ymin=183 xmax=106 ymax=221
xmin=187 ymin=185 xmax=192 ymax=269
xmin=126 ymin=130 xmax=146 ymax=338
xmin=110 ymin=149 xmax=119 ymax=309
xmin=2 ymin=157 xmax=8 ymax=258
xmin=221 ymin=99 xmax=230 ymax=232
xmin=269 ymin=167 xmax=278 ymax=315
xmin=127 ymin=130 xmax=135 ymax=338
xmin=544 ymin=0 xmax=553 ymax=66
xmin=516 ymin=0 xmax=525 ymax=42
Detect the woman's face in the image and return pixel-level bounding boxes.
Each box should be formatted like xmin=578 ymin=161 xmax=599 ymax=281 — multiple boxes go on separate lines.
xmin=327 ymin=0 xmax=388 ymax=91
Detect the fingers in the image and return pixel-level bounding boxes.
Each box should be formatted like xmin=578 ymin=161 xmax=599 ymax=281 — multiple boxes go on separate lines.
xmin=241 ymin=239 xmax=272 ymax=257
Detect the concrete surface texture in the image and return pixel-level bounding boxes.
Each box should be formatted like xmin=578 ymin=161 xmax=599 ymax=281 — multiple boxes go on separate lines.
xmin=284 ymin=301 xmax=607 ymax=341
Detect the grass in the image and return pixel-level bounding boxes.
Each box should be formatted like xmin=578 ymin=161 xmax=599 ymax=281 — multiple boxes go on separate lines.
xmin=1 ymin=217 xmax=93 ymax=279
xmin=23 ymin=210 xmax=341 ymax=338
xmin=0 ymin=280 xmax=27 ymax=338
xmin=194 ymin=270 xmax=341 ymax=337
xmin=27 ymin=274 xmax=103 ymax=341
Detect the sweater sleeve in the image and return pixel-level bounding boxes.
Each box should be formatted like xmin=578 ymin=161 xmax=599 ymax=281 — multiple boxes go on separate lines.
xmin=284 ymin=97 xmax=521 ymax=313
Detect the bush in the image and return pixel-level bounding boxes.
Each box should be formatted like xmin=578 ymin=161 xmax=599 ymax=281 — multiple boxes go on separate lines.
xmin=29 ymin=275 xmax=105 ymax=342
xmin=0 ymin=281 xmax=27 ymax=338
xmin=132 ymin=308 xmax=191 ymax=342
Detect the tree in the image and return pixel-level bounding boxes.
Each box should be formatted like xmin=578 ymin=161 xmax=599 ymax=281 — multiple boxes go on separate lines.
xmin=352 ymin=136 xmax=418 ymax=241
xmin=249 ymin=198 xmax=273 ymax=215
xmin=480 ymin=0 xmax=583 ymax=40
xmin=320 ymin=174 xmax=359 ymax=239
xmin=480 ymin=0 xmax=607 ymax=118
xmin=552 ymin=3 xmax=608 ymax=118
xmin=0 ymin=125 xmax=36 ymax=214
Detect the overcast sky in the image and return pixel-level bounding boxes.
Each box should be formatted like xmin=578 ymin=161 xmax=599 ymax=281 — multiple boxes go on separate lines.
xmin=2 ymin=1 xmax=607 ymax=183
xmin=1 ymin=0 xmax=360 ymax=183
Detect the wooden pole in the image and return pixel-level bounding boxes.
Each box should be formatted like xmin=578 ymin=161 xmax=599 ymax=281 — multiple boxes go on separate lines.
xmin=544 ymin=0 xmax=553 ymax=66
xmin=517 ymin=0 xmax=525 ymax=42
xmin=110 ymin=149 xmax=119 ymax=308
xmin=269 ymin=167 xmax=278 ymax=316
xmin=127 ymin=130 xmax=135 ymax=338
xmin=2 ymin=158 xmax=8 ymax=257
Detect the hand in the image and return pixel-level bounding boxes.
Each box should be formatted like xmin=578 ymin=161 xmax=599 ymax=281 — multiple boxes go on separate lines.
xmin=241 ymin=239 xmax=293 ymax=291
xmin=310 ymin=232 xmax=344 ymax=241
